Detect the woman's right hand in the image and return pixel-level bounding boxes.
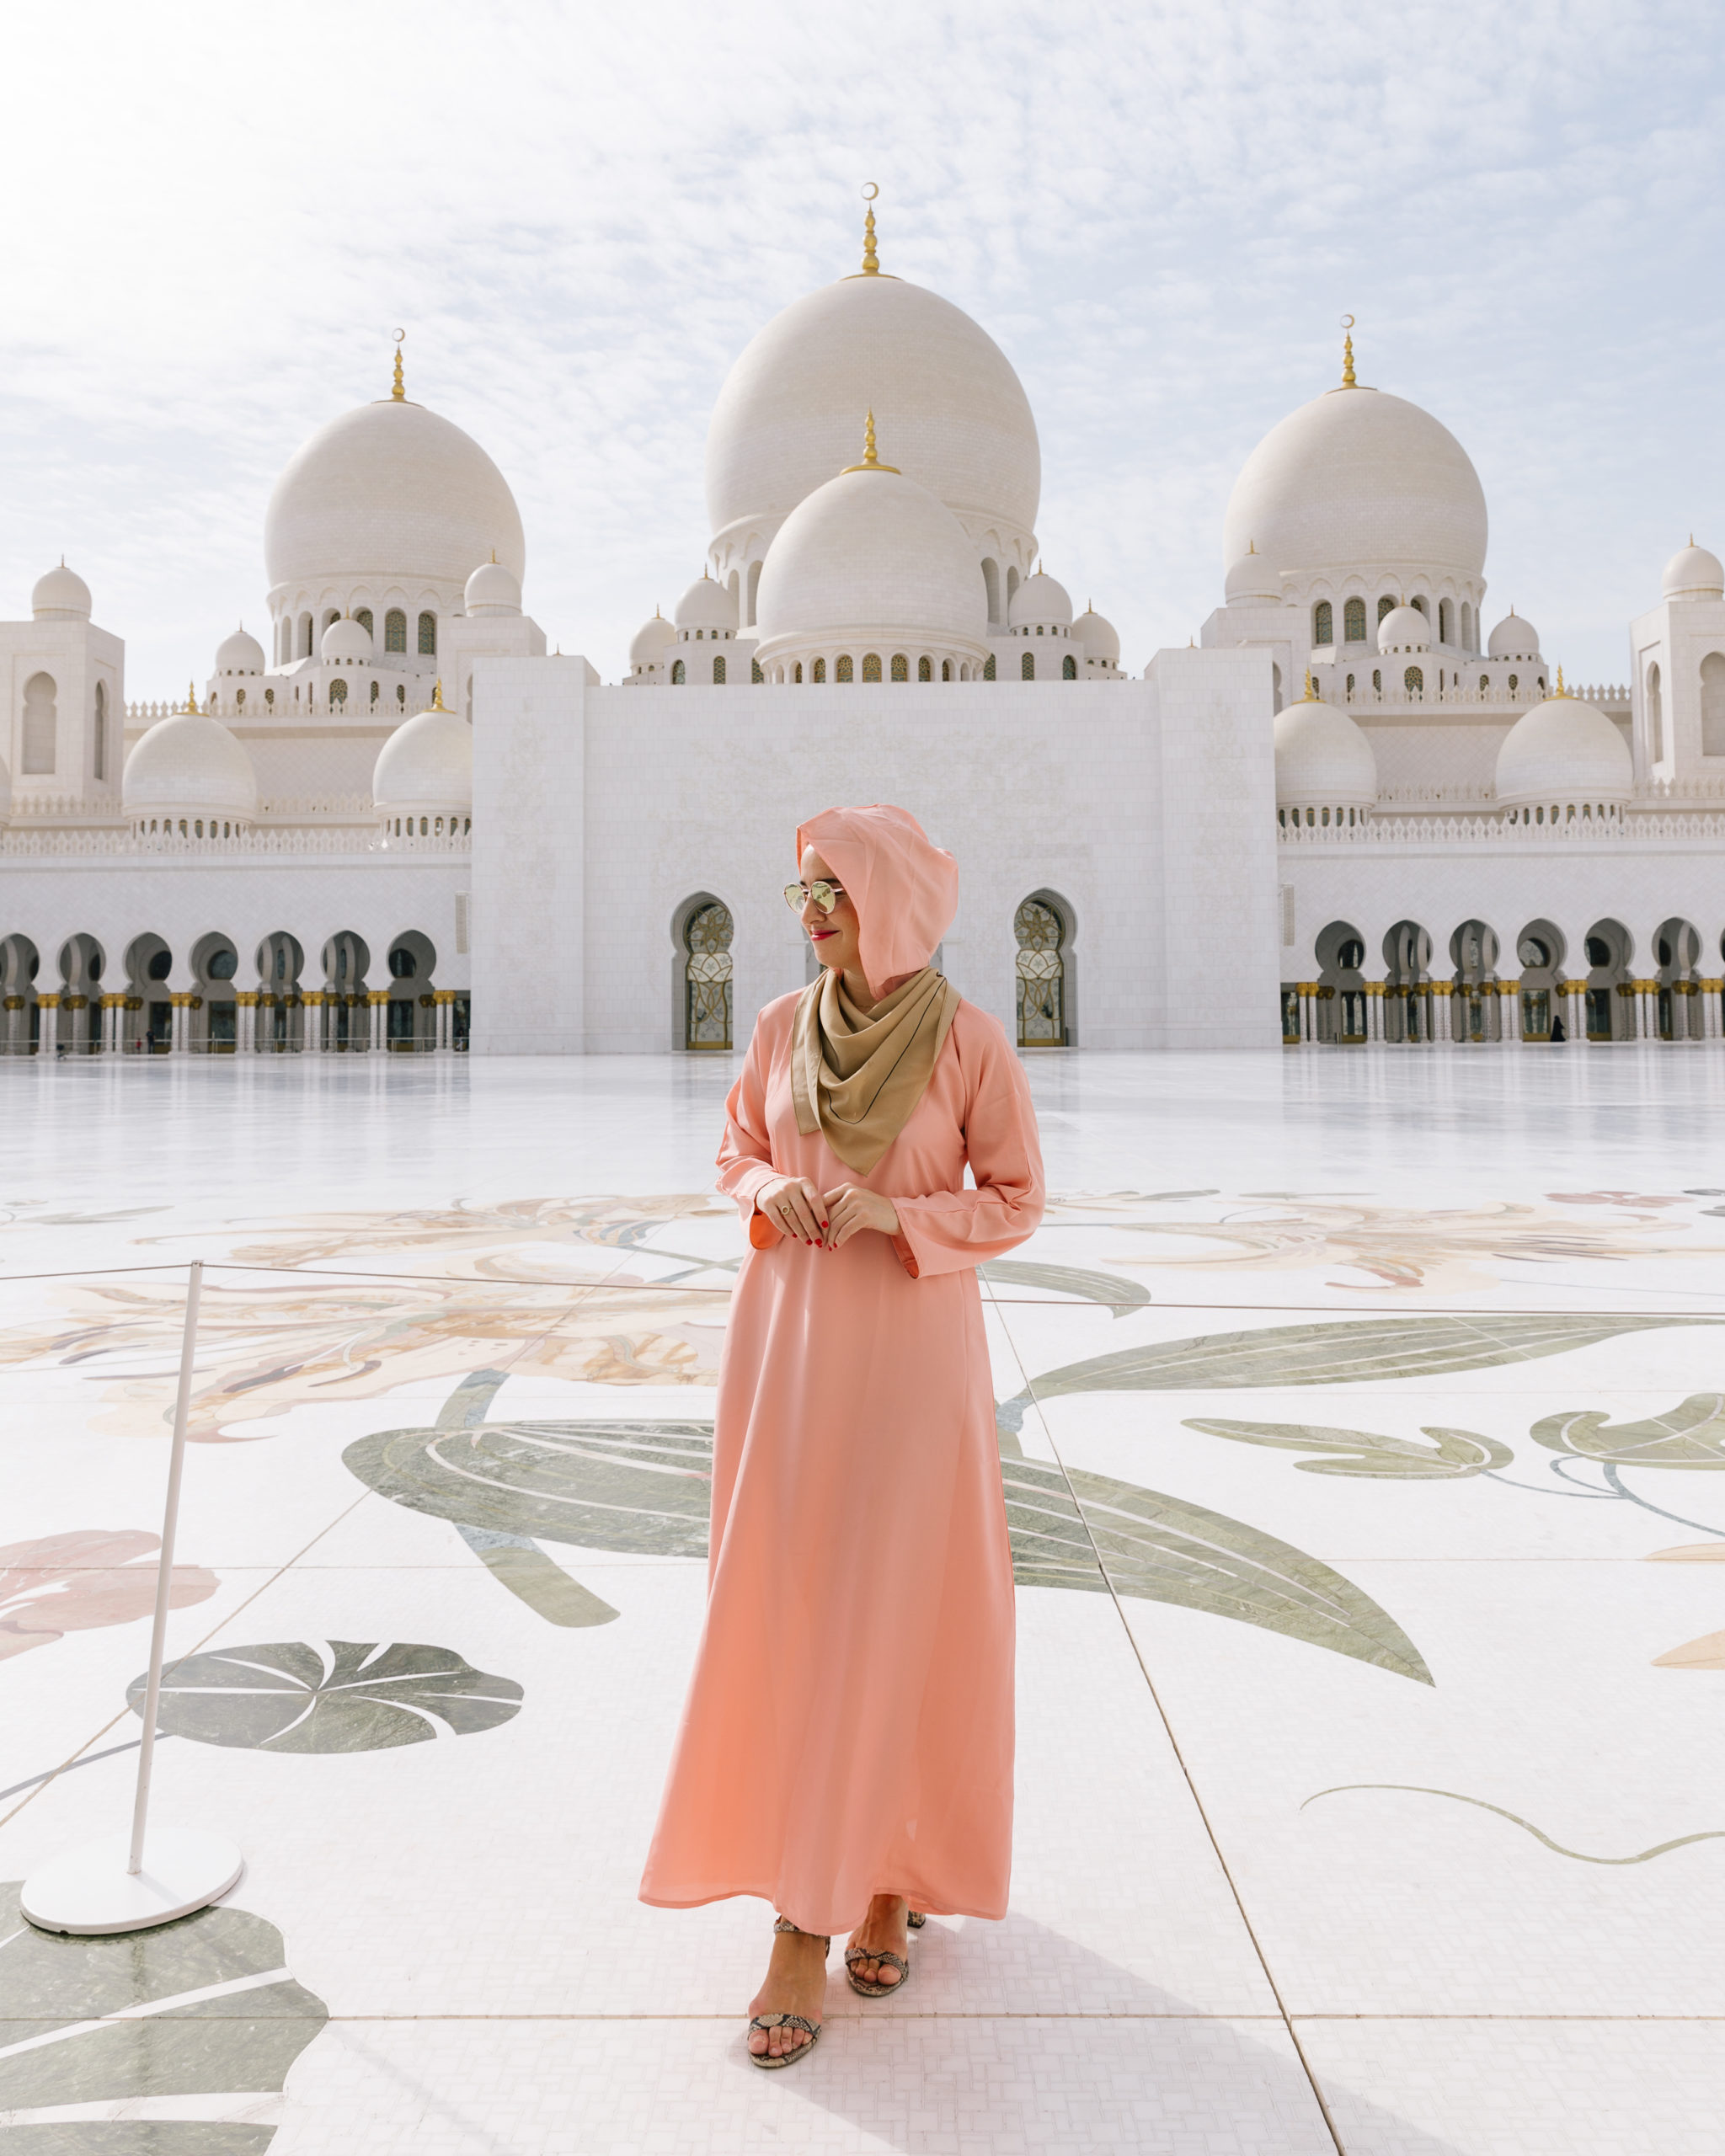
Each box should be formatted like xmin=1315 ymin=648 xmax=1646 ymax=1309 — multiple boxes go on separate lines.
xmin=756 ymin=1174 xmax=829 ymax=1246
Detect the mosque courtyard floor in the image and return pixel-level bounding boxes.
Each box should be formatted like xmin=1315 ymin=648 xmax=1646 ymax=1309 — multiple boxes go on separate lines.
xmin=3 ymin=1046 xmax=1724 ymax=2154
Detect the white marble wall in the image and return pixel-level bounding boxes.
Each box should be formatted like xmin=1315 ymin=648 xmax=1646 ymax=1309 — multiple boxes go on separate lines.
xmin=470 ymin=653 xmax=1283 ymax=1054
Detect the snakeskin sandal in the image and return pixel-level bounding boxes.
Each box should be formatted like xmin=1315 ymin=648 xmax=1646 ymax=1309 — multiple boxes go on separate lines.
xmin=844 ymin=1906 xmax=925 ymax=1999
xmin=748 ymin=1917 xmax=830 ymax=2069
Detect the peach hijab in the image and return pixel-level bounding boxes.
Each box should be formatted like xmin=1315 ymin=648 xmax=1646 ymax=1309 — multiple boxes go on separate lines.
xmin=790 ymin=804 xmax=963 ymax=1176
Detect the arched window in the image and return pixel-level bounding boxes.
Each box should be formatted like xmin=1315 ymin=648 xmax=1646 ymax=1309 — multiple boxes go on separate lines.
xmin=236 ymin=688 xmax=245 ymax=710
xmin=746 ymin=559 xmax=762 ymax=627
xmin=1411 ymin=595 xmax=1429 ymax=618
xmin=395 ymin=682 xmax=406 ymax=706
xmin=671 ymin=659 xmax=686 ymax=685
xmin=1701 ymin=654 xmax=1725 ymax=755
xmin=813 ymin=658 xmax=826 ymax=683
xmin=984 ymin=654 xmax=996 ymax=680
xmin=751 ymin=659 xmax=763 ymax=683
xmin=917 ymin=655 xmax=932 ymax=682
xmin=93 ymin=680 xmax=107 ymax=781
xmin=713 ymin=654 xmax=726 ymax=684
xmin=1377 ymin=595 xmax=1395 ymax=626
xmin=1372 ymin=669 xmax=1382 ymax=692
xmin=1404 ymin=666 xmax=1423 ymax=694
xmin=890 ymin=654 xmax=908 ymax=682
xmin=385 ymin=609 xmax=408 ymax=654
xmin=1313 ymin=600 xmax=1333 ymax=646
xmin=1006 ymin=565 xmax=1021 ymax=611
xmin=21 ymin=672 xmax=56 ymax=774
xmin=793 ymin=662 xmax=804 ymax=684
xmin=685 ymin=902 xmax=734 ymax=1050
xmin=1438 ymin=599 xmax=1453 ymax=643
xmin=1479 ymin=673 xmax=1489 ymax=691
xmin=355 ymin=608 xmax=374 ymax=637
xmin=862 ymin=653 xmax=883 ymax=682
xmin=942 ymin=659 xmax=953 ymax=681
xmin=329 ymin=678 xmax=348 ymax=705
xmin=1343 ymin=597 xmax=1367 ymax=643
xmin=836 ymin=654 xmax=854 ymax=682
xmin=1461 ymin=602 xmax=1474 ymax=649
xmin=982 ymin=558 xmax=1001 ymax=622
xmin=370 ymin=679 xmax=381 ymax=704
xmin=1021 ymin=652 xmax=1035 ymax=680
xmin=1015 ymin=898 xmax=1066 ymax=1047
xmin=1647 ymin=663 xmax=1664 ymax=761
xmin=1508 ymin=672 xmax=1519 ymax=695
xmin=300 ymin=612 xmax=314 ymax=657
xmin=1062 ymin=654 xmax=1077 ymax=679
xmin=418 ymin=611 xmax=437 ymax=656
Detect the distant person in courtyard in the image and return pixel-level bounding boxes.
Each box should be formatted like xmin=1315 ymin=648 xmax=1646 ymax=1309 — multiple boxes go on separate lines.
xmin=640 ymin=803 xmax=1046 ymax=2066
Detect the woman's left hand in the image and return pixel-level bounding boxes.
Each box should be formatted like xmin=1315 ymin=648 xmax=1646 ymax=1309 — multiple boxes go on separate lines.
xmin=820 ymin=1185 xmax=900 ymax=1248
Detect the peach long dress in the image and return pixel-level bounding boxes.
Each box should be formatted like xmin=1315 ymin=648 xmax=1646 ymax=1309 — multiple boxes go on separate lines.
xmin=639 ymin=988 xmax=1046 ymax=1935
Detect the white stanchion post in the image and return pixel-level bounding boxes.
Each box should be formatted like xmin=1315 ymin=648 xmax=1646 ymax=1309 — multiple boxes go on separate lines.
xmin=21 ymin=1262 xmax=243 ymax=1935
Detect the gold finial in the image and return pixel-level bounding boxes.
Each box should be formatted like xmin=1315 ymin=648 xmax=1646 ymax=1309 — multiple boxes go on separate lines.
xmin=391 ymin=328 xmax=406 ymax=401
xmin=1556 ymin=664 xmax=1566 ymax=696
xmin=1340 ymin=313 xmax=1357 ymax=388
xmin=432 ymin=679 xmax=446 ymax=710
xmin=861 ymin=181 xmax=879 ymax=274
xmin=1304 ymin=668 xmax=1318 ymax=700
xmin=841 ymin=408 xmax=900 ymax=474
xmin=185 ymin=678 xmax=200 ymax=714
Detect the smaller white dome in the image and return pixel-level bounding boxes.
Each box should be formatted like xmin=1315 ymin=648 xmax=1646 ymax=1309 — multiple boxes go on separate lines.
xmin=1662 ymin=542 xmax=1724 ymax=601
xmin=465 ymin=559 xmax=522 ymax=616
xmin=1377 ymin=605 xmax=1430 ymax=654
xmin=33 ymin=563 xmax=92 ymax=620
xmin=1073 ymin=606 xmax=1119 ymax=663
xmin=321 ymin=616 xmax=373 ymax=664
xmin=216 ymin=626 xmax=265 ymax=675
xmin=373 ymin=696 xmax=473 ymax=813
xmin=124 ymin=714 xmax=259 ymax=819
xmin=630 ymin=611 xmax=676 ymax=670
xmin=1225 ymin=547 xmax=1281 ymax=605
xmin=754 ymin=464 xmax=987 ymax=664
xmin=676 ymin=574 xmax=739 ymax=632
xmin=1487 ymin=611 xmax=1540 ymax=659
xmin=1008 ymin=570 xmax=1073 ymax=629
xmin=1274 ymin=690 xmax=1377 ymax=811
xmin=1495 ymin=690 xmax=1632 ymax=809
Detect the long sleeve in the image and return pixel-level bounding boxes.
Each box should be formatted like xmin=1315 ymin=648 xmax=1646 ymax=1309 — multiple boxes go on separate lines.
xmin=890 ymin=1012 xmax=1045 ymax=1280
xmin=714 ymin=1007 xmax=784 ymax=1222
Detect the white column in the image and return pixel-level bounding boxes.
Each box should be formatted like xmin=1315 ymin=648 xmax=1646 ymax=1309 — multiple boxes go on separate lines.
xmin=1365 ymin=982 xmax=1384 ymax=1047
xmin=303 ymin=992 xmax=323 ymax=1055
xmin=1503 ymin=980 xmax=1523 ymax=1047
xmin=170 ymin=996 xmax=189 ymax=1055
xmin=37 ymin=995 xmax=60 ymax=1064
xmin=1429 ymin=985 xmax=1449 ymax=1046
xmin=1300 ymin=984 xmax=1316 ymax=1044
xmin=1705 ymin=981 xmax=1723 ymax=1042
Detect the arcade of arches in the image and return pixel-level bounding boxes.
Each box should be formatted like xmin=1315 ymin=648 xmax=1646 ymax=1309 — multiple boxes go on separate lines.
xmin=0 ymin=928 xmax=467 ymax=1056
xmin=1285 ymin=915 xmax=1725 ymax=1046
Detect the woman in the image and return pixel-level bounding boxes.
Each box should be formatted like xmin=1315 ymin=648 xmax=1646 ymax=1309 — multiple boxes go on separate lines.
xmin=640 ymin=803 xmax=1046 ymax=2067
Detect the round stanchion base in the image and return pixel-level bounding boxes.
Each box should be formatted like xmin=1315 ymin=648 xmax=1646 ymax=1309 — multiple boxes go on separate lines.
xmin=21 ymin=1827 xmax=243 ymax=1935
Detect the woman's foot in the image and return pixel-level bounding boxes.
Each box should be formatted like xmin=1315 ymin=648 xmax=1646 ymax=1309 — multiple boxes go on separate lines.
xmin=747 ymin=1924 xmax=828 ymax=2063
xmin=845 ymin=1893 xmax=910 ymax=1993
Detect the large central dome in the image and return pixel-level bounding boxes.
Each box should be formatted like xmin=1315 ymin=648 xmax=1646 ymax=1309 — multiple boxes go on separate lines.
xmin=265 ymin=397 xmax=526 ymax=592
xmin=1224 ymin=384 xmax=1487 ymax=584
xmin=705 ymin=274 xmax=1041 ymax=554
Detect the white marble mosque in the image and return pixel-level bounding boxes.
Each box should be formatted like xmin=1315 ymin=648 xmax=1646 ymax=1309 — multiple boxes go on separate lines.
xmin=3 ymin=198 xmax=1723 ymax=1059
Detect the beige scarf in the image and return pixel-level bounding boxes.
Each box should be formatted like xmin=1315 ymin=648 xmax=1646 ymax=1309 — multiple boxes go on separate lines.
xmin=791 ymin=966 xmax=962 ymax=1176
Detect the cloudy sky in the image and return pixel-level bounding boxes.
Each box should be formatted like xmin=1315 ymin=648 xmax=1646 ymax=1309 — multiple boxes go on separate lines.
xmin=2 ymin=0 xmax=1720 ymax=696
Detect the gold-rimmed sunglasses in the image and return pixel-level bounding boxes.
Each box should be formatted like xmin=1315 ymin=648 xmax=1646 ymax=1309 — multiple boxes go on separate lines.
xmin=783 ymin=879 xmax=847 ymax=915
